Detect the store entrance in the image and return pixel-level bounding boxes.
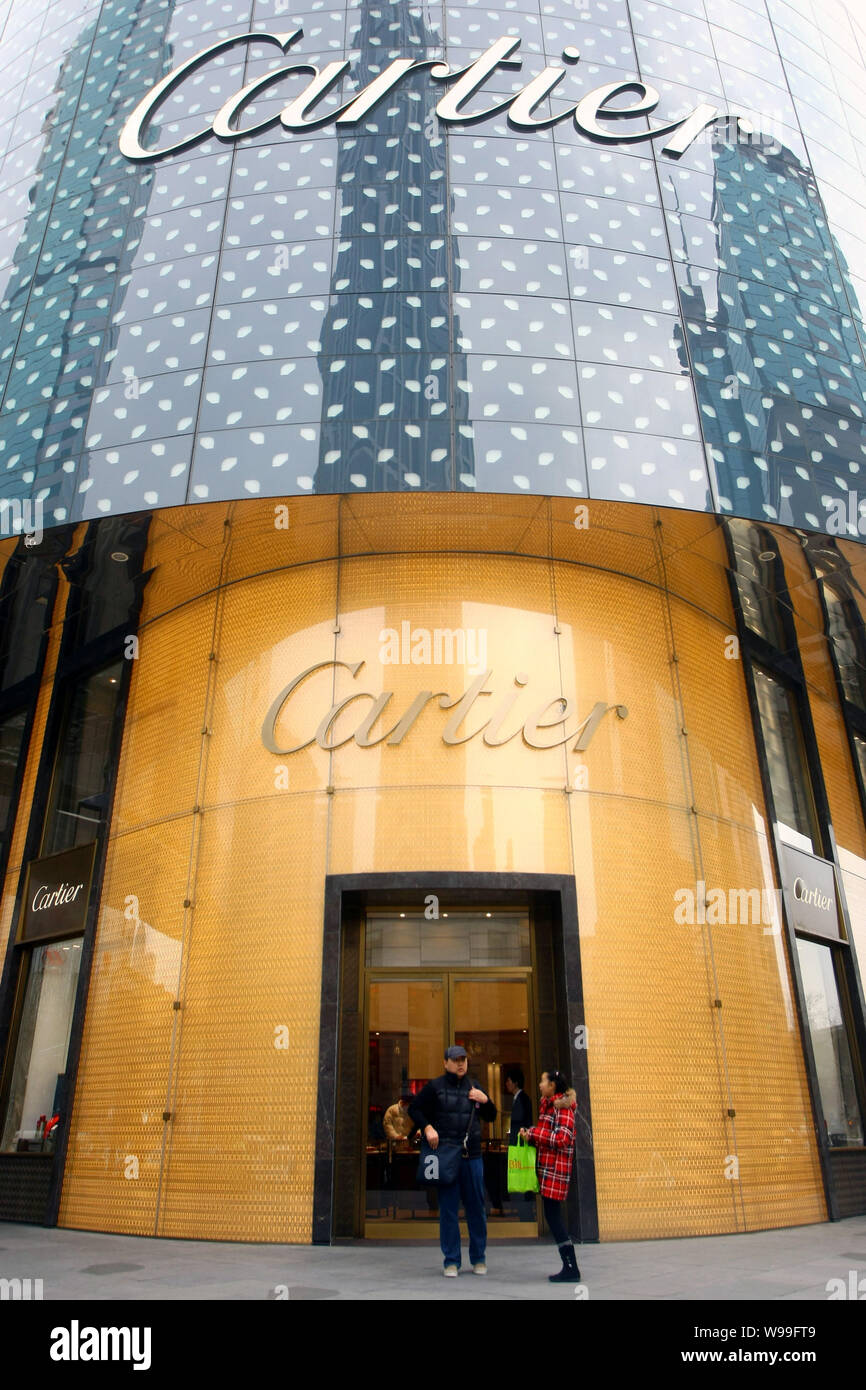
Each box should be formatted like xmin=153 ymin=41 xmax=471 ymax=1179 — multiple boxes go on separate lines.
xmin=324 ymin=877 xmax=594 ymax=1245
xmin=363 ymin=909 xmax=538 ymax=1237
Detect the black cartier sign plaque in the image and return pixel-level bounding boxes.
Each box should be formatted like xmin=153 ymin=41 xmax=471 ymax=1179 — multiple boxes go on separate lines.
xmin=779 ymin=844 xmax=841 ymax=941
xmin=18 ymin=842 xmax=96 ymax=944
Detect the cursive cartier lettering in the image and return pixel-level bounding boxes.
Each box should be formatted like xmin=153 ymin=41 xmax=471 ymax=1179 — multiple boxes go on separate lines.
xmin=792 ymin=875 xmax=832 ymax=911
xmin=119 ymin=30 xmax=301 ymax=160
xmin=261 ymin=659 xmax=627 ymax=754
xmin=32 ymin=882 xmax=84 ymax=912
xmin=120 ymin=30 xmax=724 ymax=162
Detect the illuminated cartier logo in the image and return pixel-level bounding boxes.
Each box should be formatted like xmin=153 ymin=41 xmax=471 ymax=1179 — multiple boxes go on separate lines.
xmin=119 ymin=29 xmax=722 ymax=162
xmin=261 ymin=658 xmax=628 ymax=754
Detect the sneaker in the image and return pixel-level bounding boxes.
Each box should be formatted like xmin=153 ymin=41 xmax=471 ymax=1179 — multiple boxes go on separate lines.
xmin=472 ymin=1262 xmax=487 ymax=1275
xmin=443 ymin=1265 xmax=459 ymax=1277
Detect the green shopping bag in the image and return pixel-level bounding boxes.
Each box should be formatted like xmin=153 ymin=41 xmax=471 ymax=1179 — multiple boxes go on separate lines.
xmin=507 ymin=1133 xmax=539 ymax=1194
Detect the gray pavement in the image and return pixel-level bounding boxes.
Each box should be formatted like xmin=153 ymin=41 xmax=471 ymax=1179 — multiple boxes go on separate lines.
xmin=1 ymin=1216 xmax=865 ymax=1300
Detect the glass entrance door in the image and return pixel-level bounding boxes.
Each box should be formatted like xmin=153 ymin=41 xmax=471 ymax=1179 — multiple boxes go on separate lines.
xmin=363 ymin=910 xmax=538 ymax=1235
xmin=366 ymin=979 xmax=445 ymax=1223
xmin=452 ymin=978 xmax=533 ymax=1222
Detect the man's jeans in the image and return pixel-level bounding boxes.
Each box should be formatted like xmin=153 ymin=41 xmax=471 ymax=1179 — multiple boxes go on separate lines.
xmin=438 ymin=1156 xmax=487 ymax=1268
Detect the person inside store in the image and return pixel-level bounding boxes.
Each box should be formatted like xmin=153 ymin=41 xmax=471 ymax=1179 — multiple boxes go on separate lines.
xmin=520 ymin=1068 xmax=581 ymax=1283
xmin=504 ymin=1066 xmax=532 ymax=1141
xmin=409 ymin=1044 xmax=497 ymax=1276
xmin=504 ymin=1065 xmax=535 ymax=1221
xmin=383 ymin=1095 xmax=416 ymax=1143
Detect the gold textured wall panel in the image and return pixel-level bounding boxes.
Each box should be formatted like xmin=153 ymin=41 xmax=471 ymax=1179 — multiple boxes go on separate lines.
xmin=110 ymin=595 xmax=218 ymax=836
xmin=51 ymin=495 xmax=830 ymax=1243
xmin=573 ymin=799 xmax=734 ymax=1237
xmin=57 ymin=818 xmax=193 ymax=1235
xmin=668 ymin=596 xmax=767 ymax=825
xmin=328 ymin=786 xmax=572 ymax=877
xmin=157 ymin=797 xmax=330 ymax=1242
xmin=206 ymin=564 xmax=338 ymax=805
xmin=332 ymin=554 xmax=566 ymax=794
xmin=137 ymin=506 xmax=228 ymax=625
xmin=225 ymin=495 xmax=336 ymax=583
xmin=554 ymin=565 xmax=684 ymax=807
xmin=654 ymin=519 xmax=733 ymax=622
xmin=694 ymin=816 xmax=825 ymax=1231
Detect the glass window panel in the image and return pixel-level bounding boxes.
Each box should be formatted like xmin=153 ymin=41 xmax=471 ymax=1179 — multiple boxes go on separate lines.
xmin=454 ymin=237 xmax=568 ymax=298
xmin=823 ymin=583 xmax=866 ymax=711
xmin=752 ymin=664 xmax=821 ymax=853
xmin=0 ymin=554 xmax=53 ymax=689
xmin=1 ymin=938 xmax=83 ymax=1152
xmin=467 ymin=420 xmax=587 ymax=498
xmin=453 ymin=977 xmax=530 ymax=1145
xmin=634 ymin=36 xmax=724 ymax=99
xmin=583 ymin=428 xmax=708 ymax=507
xmin=571 ymin=246 xmax=678 ymax=315
xmin=0 ymin=708 xmax=27 ymax=841
xmin=579 ymin=364 xmax=699 ymax=437
xmin=554 ymin=145 xmax=659 ymax=203
xmin=854 ymin=734 xmax=866 ymax=793
xmin=728 ymin=519 xmax=788 ymax=647
xmin=365 ymin=910 xmax=530 ymax=968
xmin=79 ymin=438 xmax=192 ymax=522
xmin=365 ymin=977 xmax=443 ymax=1223
xmin=75 ymin=517 xmax=147 ymax=644
xmin=571 ymin=303 xmax=687 ymax=374
xmin=796 ymin=937 xmax=864 ymax=1147
xmin=41 ymin=662 xmax=123 ymax=857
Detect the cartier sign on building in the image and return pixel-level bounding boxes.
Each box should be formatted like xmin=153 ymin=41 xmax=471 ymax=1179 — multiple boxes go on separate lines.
xmin=261 ymin=657 xmax=629 ymax=754
xmin=18 ymin=844 xmax=97 ymax=946
xmin=119 ymin=29 xmax=724 ymax=162
xmin=780 ymin=845 xmax=842 ymax=943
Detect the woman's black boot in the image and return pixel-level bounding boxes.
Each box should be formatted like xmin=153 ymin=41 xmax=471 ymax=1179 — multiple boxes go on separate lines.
xmin=549 ymin=1242 xmax=581 ymax=1283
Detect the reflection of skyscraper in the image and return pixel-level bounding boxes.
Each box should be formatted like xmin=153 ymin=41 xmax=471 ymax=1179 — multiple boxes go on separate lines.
xmin=314 ymin=0 xmax=474 ymax=493
xmin=676 ymin=134 xmax=866 ymax=534
xmin=0 ymin=0 xmax=175 ymax=522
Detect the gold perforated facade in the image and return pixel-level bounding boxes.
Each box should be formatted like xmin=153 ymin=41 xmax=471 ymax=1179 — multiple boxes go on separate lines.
xmin=5 ymin=493 xmax=848 ymax=1243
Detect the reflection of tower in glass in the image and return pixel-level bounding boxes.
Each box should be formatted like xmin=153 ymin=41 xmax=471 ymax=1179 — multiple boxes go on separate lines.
xmin=0 ymin=0 xmax=175 ymax=522
xmin=677 ymin=133 xmax=866 ymax=533
xmin=314 ymin=0 xmax=474 ymax=494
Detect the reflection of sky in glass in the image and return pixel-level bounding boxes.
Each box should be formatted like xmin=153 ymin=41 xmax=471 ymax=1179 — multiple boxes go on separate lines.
xmin=0 ymin=0 xmax=864 ymax=534
xmin=676 ymin=135 xmax=866 ymax=532
xmin=310 ymin=0 xmax=473 ymax=496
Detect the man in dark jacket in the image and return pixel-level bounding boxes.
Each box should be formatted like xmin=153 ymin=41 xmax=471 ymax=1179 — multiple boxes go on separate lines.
xmin=409 ymin=1044 xmax=497 ymax=1276
xmin=504 ymin=1066 xmax=532 ymax=1144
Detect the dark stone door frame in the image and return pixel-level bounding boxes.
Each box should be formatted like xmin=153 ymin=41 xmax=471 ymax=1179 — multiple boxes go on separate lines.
xmin=313 ymin=871 xmax=598 ymax=1245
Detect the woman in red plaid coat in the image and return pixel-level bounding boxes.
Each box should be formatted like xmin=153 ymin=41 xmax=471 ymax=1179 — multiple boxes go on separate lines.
xmin=520 ymin=1069 xmax=580 ymax=1283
